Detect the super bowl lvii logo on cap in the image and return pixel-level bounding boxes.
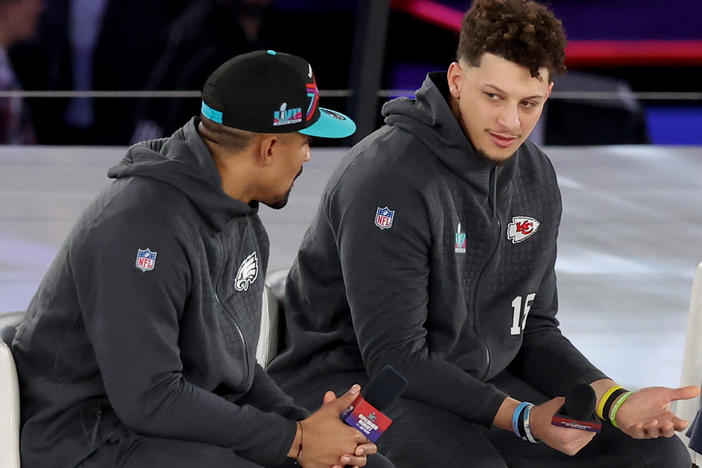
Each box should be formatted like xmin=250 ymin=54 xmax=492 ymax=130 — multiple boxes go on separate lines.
xmin=200 ymin=50 xmax=357 ymax=138
xmin=273 ymin=103 xmax=302 ymax=126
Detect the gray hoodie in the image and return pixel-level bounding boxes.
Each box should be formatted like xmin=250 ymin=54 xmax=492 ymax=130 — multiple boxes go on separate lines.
xmin=269 ymin=72 xmax=606 ymax=426
xmin=13 ymin=119 xmax=305 ymax=468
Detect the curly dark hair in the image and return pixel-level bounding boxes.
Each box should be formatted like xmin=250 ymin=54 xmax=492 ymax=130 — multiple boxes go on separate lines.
xmin=457 ymin=0 xmax=567 ymax=80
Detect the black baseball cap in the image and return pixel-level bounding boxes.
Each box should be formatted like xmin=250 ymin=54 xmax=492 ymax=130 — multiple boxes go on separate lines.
xmin=201 ymin=50 xmax=356 ymax=138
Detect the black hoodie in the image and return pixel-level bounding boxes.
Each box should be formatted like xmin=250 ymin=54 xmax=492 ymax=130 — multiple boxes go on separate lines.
xmin=12 ymin=119 xmax=305 ymax=467
xmin=269 ymin=73 xmax=606 ymax=426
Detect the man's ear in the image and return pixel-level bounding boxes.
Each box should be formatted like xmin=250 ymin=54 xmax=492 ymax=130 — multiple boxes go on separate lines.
xmin=545 ymin=82 xmax=554 ymax=100
xmin=447 ymin=62 xmax=463 ymax=98
xmin=256 ymin=135 xmax=278 ymax=167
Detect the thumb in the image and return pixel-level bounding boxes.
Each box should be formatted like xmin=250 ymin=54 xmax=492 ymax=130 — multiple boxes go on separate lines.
xmin=326 ymin=384 xmax=362 ymax=413
xmin=539 ymin=396 xmax=566 ymax=417
xmin=322 ymin=390 xmax=337 ymax=405
xmin=671 ymin=385 xmax=701 ymax=401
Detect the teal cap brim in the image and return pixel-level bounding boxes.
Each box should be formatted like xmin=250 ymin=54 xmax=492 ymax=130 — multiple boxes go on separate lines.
xmin=299 ymin=108 xmax=356 ymax=138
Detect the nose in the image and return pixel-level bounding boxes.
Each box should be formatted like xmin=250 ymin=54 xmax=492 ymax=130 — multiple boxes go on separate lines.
xmin=496 ymin=103 xmax=520 ymax=130
xmin=303 ymin=147 xmax=311 ymax=162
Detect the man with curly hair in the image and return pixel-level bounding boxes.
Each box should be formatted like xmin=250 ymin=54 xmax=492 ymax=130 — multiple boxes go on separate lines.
xmin=268 ymin=0 xmax=698 ymax=466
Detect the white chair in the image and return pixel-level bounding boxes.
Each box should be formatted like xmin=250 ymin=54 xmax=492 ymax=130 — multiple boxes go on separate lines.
xmin=676 ymin=261 xmax=702 ymax=464
xmin=0 ymin=275 xmax=291 ymax=465
xmin=0 ymin=311 xmax=24 ymax=468
xmin=256 ymin=268 xmax=290 ymax=369
xmin=0 ymin=339 xmax=21 ymax=468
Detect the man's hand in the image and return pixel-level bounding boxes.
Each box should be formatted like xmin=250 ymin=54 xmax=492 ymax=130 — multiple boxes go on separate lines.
xmin=293 ymin=384 xmax=376 ymax=468
xmin=529 ymin=397 xmax=596 ymax=456
xmin=321 ymin=389 xmax=378 ymax=468
xmin=614 ymin=385 xmax=700 ymax=439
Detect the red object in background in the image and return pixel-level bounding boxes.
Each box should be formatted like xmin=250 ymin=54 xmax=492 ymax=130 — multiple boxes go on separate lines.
xmin=391 ymin=0 xmax=702 ymax=67
xmin=564 ymin=40 xmax=702 ymax=67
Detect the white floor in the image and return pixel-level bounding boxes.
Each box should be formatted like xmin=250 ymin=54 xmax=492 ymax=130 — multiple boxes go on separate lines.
xmin=1 ymin=144 xmax=701 ymax=393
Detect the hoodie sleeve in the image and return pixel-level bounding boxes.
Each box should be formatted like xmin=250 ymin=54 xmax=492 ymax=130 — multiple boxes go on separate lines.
xmin=72 ymin=202 xmax=296 ymax=467
xmin=326 ymin=144 xmax=506 ymax=427
xmin=509 ymin=176 xmax=607 ymax=395
xmin=235 ymin=364 xmax=310 ymax=421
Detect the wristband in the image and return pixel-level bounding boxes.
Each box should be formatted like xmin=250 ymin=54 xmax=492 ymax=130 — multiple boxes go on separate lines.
xmin=518 ymin=406 xmax=527 ymax=439
xmin=512 ymin=402 xmax=531 ymax=438
xmin=523 ymin=403 xmax=538 ymax=443
xmin=601 ymin=388 xmax=628 ymax=423
xmin=609 ymin=391 xmax=634 ymax=429
xmin=596 ymin=385 xmax=623 ymax=420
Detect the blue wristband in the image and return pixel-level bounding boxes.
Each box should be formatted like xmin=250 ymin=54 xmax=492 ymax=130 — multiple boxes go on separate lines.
xmin=512 ymin=402 xmax=531 ymax=438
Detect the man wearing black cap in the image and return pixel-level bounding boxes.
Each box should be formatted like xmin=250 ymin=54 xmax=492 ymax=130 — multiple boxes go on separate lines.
xmin=12 ymin=50 xmax=390 ymax=468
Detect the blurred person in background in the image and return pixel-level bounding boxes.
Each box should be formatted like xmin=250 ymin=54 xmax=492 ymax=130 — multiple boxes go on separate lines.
xmin=131 ymin=0 xmax=276 ymax=143
xmin=9 ymin=0 xmax=185 ymax=145
xmin=0 ymin=0 xmax=43 ymax=144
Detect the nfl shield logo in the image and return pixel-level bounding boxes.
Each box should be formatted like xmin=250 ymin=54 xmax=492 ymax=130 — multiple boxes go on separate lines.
xmin=374 ymin=206 xmax=395 ymax=230
xmin=135 ymin=248 xmax=157 ymax=272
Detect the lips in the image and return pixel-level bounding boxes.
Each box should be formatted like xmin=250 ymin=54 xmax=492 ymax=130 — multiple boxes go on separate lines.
xmin=488 ymin=132 xmax=518 ymax=149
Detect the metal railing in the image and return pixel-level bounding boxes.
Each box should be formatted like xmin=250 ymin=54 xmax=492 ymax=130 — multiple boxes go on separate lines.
xmin=0 ymin=90 xmax=701 ymax=100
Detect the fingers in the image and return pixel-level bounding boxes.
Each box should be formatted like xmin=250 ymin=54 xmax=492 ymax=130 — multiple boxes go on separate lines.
xmin=327 ymin=384 xmax=361 ymax=413
xmin=322 ymin=390 xmax=337 ymax=405
xmin=660 ymin=420 xmax=677 ymax=438
xmin=542 ymin=396 xmax=566 ymax=415
xmin=351 ymin=428 xmax=371 ymax=444
xmin=641 ymin=419 xmax=676 ymax=438
xmin=671 ymin=385 xmax=701 ymax=401
xmin=627 ymin=419 xmax=677 ymax=439
xmin=672 ymin=415 xmax=689 ymax=432
xmin=625 ymin=414 xmax=689 ymax=439
xmin=340 ymin=454 xmax=367 ymax=467
xmin=355 ymin=443 xmax=378 ymax=456
xmin=642 ymin=419 xmax=660 ymax=438
xmin=555 ymin=430 xmax=595 ymax=456
xmin=530 ymin=397 xmax=596 ymax=456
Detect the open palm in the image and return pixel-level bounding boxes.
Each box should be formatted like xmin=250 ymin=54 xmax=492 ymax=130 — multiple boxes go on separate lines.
xmin=615 ymin=386 xmax=699 ymax=439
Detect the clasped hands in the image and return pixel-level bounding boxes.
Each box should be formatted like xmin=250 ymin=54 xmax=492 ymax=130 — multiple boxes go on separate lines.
xmin=290 ymin=384 xmax=378 ymax=468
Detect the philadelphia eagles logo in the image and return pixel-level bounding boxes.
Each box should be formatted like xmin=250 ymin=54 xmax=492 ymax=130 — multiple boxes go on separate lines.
xmin=235 ymin=251 xmax=259 ymax=292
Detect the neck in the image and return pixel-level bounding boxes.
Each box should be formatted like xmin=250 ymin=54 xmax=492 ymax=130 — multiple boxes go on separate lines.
xmin=201 ymin=138 xmax=256 ymax=203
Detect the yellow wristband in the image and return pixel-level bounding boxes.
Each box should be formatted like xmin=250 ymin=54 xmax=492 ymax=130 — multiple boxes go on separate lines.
xmin=597 ymin=385 xmax=623 ymax=420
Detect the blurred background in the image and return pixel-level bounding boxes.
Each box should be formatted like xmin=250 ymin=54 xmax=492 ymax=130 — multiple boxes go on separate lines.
xmin=1 ymin=0 xmax=701 ymax=147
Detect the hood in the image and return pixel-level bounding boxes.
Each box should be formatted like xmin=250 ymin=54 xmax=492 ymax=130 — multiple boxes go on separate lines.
xmin=382 ymin=72 xmax=516 ymax=195
xmin=108 ymin=118 xmax=256 ymax=231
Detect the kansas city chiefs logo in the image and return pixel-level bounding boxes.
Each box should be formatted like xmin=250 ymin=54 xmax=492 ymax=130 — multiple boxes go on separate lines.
xmin=507 ymin=216 xmax=540 ymax=244
xmin=235 ymin=251 xmax=259 ymax=292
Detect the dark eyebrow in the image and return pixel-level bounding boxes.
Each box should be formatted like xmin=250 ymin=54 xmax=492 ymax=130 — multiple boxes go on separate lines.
xmin=483 ymin=84 xmax=545 ymax=101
